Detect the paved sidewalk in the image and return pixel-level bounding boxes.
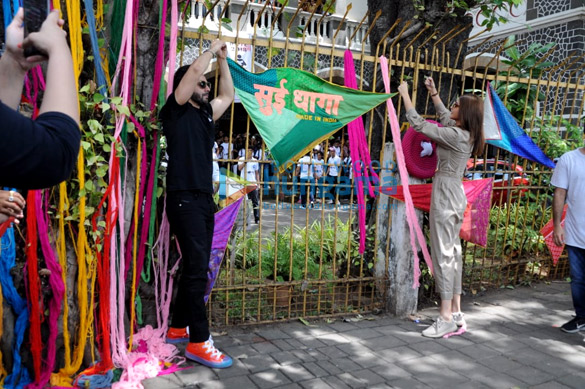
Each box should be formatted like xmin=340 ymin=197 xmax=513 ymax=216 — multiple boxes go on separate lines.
xmin=143 ymin=281 xmax=585 ymax=388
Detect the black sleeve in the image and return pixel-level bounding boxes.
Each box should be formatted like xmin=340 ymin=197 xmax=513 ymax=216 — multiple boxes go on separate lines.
xmin=0 ymin=101 xmax=81 ymax=189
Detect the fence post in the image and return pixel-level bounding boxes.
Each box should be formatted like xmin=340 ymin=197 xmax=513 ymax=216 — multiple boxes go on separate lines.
xmin=375 ymin=142 xmax=423 ymax=317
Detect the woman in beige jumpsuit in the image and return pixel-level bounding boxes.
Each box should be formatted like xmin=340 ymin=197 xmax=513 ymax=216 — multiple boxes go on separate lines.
xmin=398 ymin=78 xmax=485 ymax=338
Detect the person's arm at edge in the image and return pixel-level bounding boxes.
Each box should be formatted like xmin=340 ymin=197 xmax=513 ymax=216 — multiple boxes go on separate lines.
xmin=552 ymin=187 xmax=567 ymax=247
xmin=210 ymin=44 xmax=235 ymax=122
xmin=0 ymin=51 xmax=27 ymax=109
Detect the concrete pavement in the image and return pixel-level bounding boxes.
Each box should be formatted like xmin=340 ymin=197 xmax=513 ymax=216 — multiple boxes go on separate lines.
xmin=143 ymin=281 xmax=585 ymax=388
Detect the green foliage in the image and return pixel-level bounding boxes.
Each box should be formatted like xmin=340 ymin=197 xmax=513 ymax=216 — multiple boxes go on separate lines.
xmin=486 ymin=202 xmax=546 ymax=259
xmin=411 ymin=0 xmax=523 ymax=29
xmin=67 ymin=82 xmax=157 ymax=244
xmin=235 ymin=218 xmax=357 ymax=282
xmin=476 ymin=0 xmax=524 ymax=30
xmin=495 ymin=36 xmax=555 ymax=122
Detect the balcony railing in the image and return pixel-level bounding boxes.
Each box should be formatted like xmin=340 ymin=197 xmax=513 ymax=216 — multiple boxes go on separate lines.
xmin=180 ymin=0 xmax=370 ymax=52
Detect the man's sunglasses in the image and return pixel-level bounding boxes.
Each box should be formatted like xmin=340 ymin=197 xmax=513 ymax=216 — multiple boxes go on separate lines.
xmin=198 ymin=81 xmax=212 ymax=89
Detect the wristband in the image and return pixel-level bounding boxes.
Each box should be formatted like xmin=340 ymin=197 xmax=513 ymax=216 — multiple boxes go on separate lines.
xmin=203 ymin=49 xmax=216 ymax=59
xmin=431 ymin=92 xmax=438 ymax=97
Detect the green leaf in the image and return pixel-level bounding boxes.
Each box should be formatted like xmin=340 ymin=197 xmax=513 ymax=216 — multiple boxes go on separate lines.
xmin=81 ymin=141 xmax=92 ymax=151
xmin=117 ymin=105 xmax=131 ymax=117
xmin=111 ymin=97 xmax=123 ymax=105
xmin=94 ymin=133 xmax=105 ymax=143
xmin=93 ymin=93 xmax=105 ymax=103
xmin=87 ymin=119 xmax=103 ymax=133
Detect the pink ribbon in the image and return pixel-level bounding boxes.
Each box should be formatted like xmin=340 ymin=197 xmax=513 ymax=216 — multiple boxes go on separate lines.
xmin=379 ymin=56 xmax=434 ymax=287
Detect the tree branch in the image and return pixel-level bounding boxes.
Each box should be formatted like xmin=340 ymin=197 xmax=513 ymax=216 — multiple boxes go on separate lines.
xmin=385 ymin=21 xmax=423 ymax=46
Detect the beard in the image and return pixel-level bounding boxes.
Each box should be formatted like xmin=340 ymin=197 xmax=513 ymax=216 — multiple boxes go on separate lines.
xmin=191 ymin=91 xmax=208 ymax=105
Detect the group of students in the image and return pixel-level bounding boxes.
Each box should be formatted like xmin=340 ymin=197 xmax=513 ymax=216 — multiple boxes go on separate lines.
xmin=295 ymin=144 xmax=349 ymax=207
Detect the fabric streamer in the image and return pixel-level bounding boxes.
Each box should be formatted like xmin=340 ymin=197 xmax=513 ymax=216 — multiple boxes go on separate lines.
xmin=381 ymin=178 xmax=494 ymax=247
xmin=343 ymin=50 xmax=380 ymax=254
xmin=540 ymin=205 xmax=567 ymax=265
xmin=484 ymin=82 xmax=555 ymax=169
xmin=205 ymin=197 xmax=244 ymax=302
xmin=83 ymin=0 xmax=109 ymax=97
xmin=23 ymin=191 xmax=43 ymax=387
xmin=34 ymin=191 xmax=66 ymax=388
xmin=379 ymin=56 xmax=434 ymax=287
xmin=0 ymin=225 xmax=32 ymax=388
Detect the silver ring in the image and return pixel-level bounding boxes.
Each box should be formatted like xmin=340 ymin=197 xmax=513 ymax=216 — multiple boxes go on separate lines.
xmin=8 ymin=191 xmax=14 ymax=202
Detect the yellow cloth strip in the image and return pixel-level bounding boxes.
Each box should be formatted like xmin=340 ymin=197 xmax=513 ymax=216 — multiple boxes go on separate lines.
xmin=51 ymin=0 xmax=87 ymax=384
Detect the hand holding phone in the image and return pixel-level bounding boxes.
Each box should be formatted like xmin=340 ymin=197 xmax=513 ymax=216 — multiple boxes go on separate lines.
xmin=23 ymin=0 xmax=50 ymax=57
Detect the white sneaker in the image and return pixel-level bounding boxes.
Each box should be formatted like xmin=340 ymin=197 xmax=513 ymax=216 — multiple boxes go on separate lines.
xmin=422 ymin=317 xmax=457 ymax=338
xmin=452 ymin=312 xmax=465 ymax=327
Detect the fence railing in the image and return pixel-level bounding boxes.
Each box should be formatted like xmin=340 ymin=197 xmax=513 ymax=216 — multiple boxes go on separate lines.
xmin=180 ymin=0 xmax=370 ymax=52
xmin=176 ymin=1 xmax=584 ymax=326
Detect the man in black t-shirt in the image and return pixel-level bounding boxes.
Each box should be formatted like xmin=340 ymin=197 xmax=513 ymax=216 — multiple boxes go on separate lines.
xmin=160 ymin=39 xmax=234 ymax=369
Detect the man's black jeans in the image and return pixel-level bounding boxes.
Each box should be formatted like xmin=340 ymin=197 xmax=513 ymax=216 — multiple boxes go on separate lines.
xmin=166 ymin=190 xmax=215 ymax=343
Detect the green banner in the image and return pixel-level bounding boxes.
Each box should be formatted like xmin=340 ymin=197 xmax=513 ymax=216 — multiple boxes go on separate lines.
xmin=228 ymin=58 xmax=393 ymax=169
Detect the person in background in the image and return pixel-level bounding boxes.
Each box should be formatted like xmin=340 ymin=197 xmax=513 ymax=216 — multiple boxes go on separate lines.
xmin=220 ymin=135 xmax=232 ymax=161
xmin=341 ymin=148 xmax=353 ymax=203
xmin=398 ymin=77 xmax=484 ymax=338
xmin=296 ymin=152 xmax=313 ymax=208
xmin=333 ymin=139 xmax=341 ymax=157
xmin=238 ymin=146 xmax=260 ymax=223
xmin=551 ymin=145 xmax=585 ymax=333
xmin=0 ymin=9 xmax=80 ymax=190
xmin=160 ymin=39 xmax=234 ymax=368
xmin=312 ymin=147 xmax=324 ymax=203
xmin=212 ymin=142 xmax=220 ymax=195
xmin=325 ymin=146 xmax=341 ymax=205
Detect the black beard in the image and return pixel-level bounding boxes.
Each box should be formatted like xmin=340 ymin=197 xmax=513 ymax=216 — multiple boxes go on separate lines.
xmin=191 ymin=91 xmax=208 ymax=105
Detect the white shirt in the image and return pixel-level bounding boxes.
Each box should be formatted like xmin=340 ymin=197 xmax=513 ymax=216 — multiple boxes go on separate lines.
xmin=551 ymin=148 xmax=585 ymax=249
xmin=253 ymin=148 xmax=264 ymax=160
xmin=343 ymin=156 xmax=353 ymax=180
xmin=220 ymin=142 xmax=232 ymax=159
xmin=239 ymin=156 xmax=259 ymax=183
xmin=212 ymin=151 xmax=220 ymax=183
xmin=334 ymin=146 xmax=341 ymax=156
xmin=313 ymin=158 xmax=324 ymax=178
xmin=327 ymin=155 xmax=341 ymax=177
xmin=298 ymin=156 xmax=313 ymax=179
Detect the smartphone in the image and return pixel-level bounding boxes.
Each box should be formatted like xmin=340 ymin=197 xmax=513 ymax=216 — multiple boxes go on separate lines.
xmin=22 ymin=0 xmax=50 ymax=57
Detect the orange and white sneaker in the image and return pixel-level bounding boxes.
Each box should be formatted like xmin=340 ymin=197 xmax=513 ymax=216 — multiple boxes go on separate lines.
xmin=185 ymin=337 xmax=233 ymax=368
xmin=166 ymin=327 xmax=189 ymax=344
